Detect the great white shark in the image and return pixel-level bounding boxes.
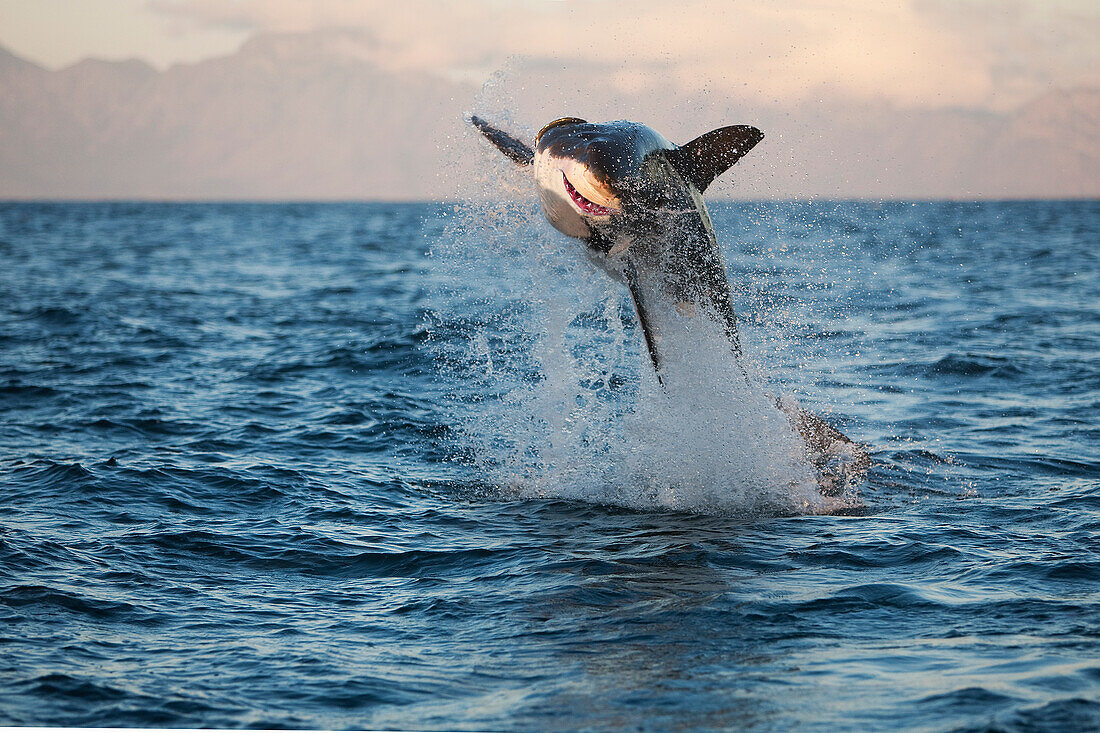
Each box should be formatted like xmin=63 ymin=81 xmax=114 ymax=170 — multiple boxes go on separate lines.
xmin=471 ymin=114 xmax=867 ymax=479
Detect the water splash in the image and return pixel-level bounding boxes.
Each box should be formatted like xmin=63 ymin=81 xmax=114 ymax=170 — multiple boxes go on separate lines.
xmin=427 ymin=180 xmax=850 ymax=516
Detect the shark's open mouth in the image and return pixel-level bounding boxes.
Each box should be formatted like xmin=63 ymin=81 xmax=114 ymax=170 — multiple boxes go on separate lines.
xmin=563 ymin=172 xmax=617 ymax=216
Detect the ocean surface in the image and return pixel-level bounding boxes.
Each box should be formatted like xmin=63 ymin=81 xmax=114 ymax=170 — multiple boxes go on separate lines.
xmin=1 ymin=199 xmax=1098 ymax=731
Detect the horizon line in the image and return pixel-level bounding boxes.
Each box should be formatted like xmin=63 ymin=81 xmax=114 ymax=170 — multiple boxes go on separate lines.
xmin=2 ymin=196 xmax=1098 ymax=205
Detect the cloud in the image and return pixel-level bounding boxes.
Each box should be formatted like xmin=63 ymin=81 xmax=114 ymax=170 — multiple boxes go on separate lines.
xmin=915 ymin=0 xmax=1100 ymax=102
xmin=150 ymin=0 xmax=1098 ymax=111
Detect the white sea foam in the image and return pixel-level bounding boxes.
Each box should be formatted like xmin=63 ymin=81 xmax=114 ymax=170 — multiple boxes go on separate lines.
xmin=428 ymin=185 xmax=838 ymax=517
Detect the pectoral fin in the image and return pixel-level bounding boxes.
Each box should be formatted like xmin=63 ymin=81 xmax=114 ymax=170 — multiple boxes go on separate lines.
xmin=667 ymin=125 xmax=764 ymax=192
xmin=470 ymin=115 xmax=535 ymax=166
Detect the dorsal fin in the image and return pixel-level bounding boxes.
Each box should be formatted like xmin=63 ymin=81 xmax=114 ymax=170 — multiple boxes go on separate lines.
xmin=470 ymin=115 xmax=534 ymax=166
xmin=666 ymin=125 xmax=764 ymax=192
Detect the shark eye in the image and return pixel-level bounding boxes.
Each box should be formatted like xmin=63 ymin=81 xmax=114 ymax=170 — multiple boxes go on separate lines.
xmin=535 ymin=117 xmax=587 ymax=144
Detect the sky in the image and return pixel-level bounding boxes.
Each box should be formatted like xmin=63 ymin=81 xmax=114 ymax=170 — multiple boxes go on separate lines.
xmin=1 ymin=0 xmax=1097 ymax=113
xmin=0 ymin=0 xmax=1096 ymax=199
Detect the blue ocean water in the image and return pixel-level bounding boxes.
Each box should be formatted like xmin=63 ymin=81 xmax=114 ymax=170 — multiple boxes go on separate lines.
xmin=0 ymin=199 xmax=1098 ymax=731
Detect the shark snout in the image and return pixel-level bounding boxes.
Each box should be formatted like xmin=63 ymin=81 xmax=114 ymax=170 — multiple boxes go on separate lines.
xmin=532 ymin=119 xmax=669 ymax=237
xmin=561 ymin=163 xmax=620 ymax=214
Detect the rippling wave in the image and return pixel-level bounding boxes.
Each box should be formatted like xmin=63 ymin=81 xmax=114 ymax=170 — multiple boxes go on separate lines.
xmin=0 ymin=200 xmax=1097 ymax=730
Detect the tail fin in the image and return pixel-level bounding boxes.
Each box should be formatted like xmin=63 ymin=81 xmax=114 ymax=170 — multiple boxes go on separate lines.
xmin=775 ymin=395 xmax=870 ymax=494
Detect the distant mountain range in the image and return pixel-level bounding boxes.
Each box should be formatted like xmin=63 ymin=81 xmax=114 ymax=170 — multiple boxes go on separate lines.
xmin=1 ymin=33 xmax=1096 ymax=200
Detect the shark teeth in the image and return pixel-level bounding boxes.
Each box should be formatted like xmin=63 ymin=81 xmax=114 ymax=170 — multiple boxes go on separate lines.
xmin=563 ymin=172 xmax=617 ymax=216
